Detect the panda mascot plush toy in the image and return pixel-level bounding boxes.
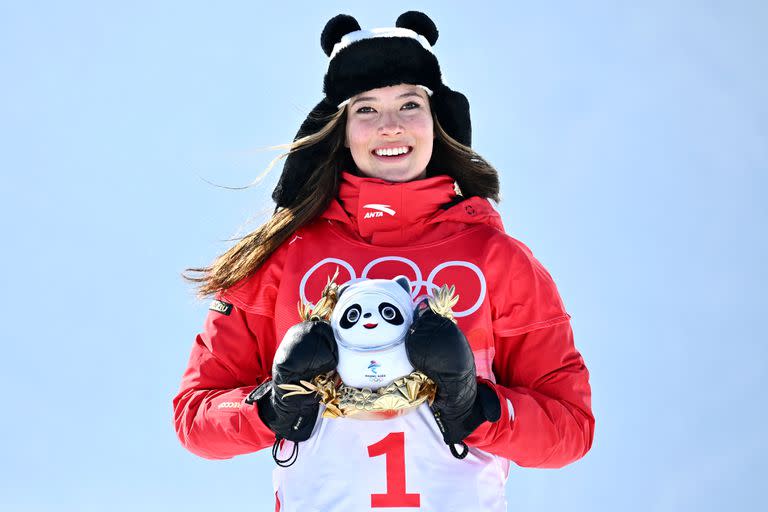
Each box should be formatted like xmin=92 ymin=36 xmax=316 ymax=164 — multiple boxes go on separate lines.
xmin=284 ymin=275 xmax=450 ymax=420
xmin=272 ymin=274 xmax=496 ymax=464
xmin=330 ymin=276 xmax=415 ymax=390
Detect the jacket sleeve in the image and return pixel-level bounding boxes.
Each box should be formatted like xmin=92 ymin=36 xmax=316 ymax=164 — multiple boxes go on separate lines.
xmin=464 ymin=235 xmax=594 ymax=467
xmin=464 ymin=320 xmax=594 ymax=468
xmin=172 ymin=302 xmax=278 ymax=460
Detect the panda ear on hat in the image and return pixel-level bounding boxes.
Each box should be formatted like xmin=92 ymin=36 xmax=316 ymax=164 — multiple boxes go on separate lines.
xmin=321 ymin=14 xmax=361 ymax=56
xmin=395 ymin=11 xmax=438 ymax=45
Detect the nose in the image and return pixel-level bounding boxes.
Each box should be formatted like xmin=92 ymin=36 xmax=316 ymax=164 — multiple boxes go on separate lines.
xmin=378 ymin=111 xmax=403 ymax=136
xmin=363 ymin=312 xmax=372 ymax=318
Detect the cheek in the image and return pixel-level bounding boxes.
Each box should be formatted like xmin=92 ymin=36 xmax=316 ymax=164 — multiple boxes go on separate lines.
xmin=346 ymin=119 xmax=369 ymax=149
xmin=408 ymin=116 xmax=434 ymax=144
xmin=380 ymin=322 xmax=404 ymax=340
xmin=346 ymin=123 xmax=374 ymax=170
xmin=415 ymin=125 xmax=434 ymax=157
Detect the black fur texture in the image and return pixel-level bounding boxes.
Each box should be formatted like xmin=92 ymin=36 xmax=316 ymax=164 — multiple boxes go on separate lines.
xmin=396 ymin=11 xmax=439 ymax=45
xmin=320 ymin=14 xmax=361 ymax=57
xmin=323 ymin=37 xmax=442 ymax=107
xmin=270 ymin=98 xmax=341 ymax=207
xmin=432 ymin=85 xmax=472 ymax=147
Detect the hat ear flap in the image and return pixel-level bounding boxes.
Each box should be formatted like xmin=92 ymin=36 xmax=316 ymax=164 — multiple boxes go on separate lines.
xmin=395 ymin=11 xmax=439 ymax=45
xmin=321 ymin=14 xmax=362 ymax=56
xmin=271 ymin=99 xmax=339 ymax=207
xmin=432 ymin=85 xmax=471 ymax=147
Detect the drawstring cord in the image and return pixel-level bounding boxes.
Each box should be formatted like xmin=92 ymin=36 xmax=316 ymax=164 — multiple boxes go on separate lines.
xmin=449 ymin=441 xmax=469 ymax=459
xmin=272 ymin=437 xmax=299 ymax=467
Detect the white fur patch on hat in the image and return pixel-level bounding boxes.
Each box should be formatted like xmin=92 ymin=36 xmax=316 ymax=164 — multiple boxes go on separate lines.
xmin=330 ymin=27 xmax=434 ymax=60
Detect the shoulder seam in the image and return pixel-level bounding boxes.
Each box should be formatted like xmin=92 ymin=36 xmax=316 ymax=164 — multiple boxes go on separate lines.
xmin=493 ymin=314 xmax=571 ymax=337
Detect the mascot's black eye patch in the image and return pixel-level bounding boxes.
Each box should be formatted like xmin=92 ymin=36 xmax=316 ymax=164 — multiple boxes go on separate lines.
xmin=340 ymin=304 xmax=362 ymax=328
xmin=378 ymin=302 xmax=404 ymax=325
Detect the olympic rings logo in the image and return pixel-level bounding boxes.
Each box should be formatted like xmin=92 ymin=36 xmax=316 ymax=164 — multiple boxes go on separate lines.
xmin=299 ymin=256 xmax=487 ymax=318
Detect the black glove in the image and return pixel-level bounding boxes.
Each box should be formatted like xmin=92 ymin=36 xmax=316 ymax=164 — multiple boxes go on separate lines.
xmin=405 ymin=305 xmax=501 ymax=458
xmin=246 ymin=321 xmax=338 ymax=446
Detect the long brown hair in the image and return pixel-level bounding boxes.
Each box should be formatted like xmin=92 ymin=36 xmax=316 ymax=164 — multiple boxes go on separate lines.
xmin=185 ymin=102 xmax=500 ymax=297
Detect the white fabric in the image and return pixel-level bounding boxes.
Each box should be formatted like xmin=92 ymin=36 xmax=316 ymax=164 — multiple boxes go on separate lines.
xmin=273 ymin=404 xmax=509 ymax=512
xmin=330 ymin=27 xmax=434 ymax=60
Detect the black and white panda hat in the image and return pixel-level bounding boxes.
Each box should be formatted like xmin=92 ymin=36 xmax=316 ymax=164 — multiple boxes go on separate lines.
xmin=321 ymin=12 xmax=442 ymax=108
xmin=271 ymin=11 xmax=472 ymax=208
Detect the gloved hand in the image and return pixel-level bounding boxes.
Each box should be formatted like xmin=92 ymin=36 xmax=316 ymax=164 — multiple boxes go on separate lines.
xmin=246 ymin=321 xmax=338 ymax=443
xmin=405 ymin=304 xmax=501 ymax=457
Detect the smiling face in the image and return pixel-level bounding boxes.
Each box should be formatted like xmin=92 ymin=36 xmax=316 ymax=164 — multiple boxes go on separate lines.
xmin=345 ymin=84 xmax=434 ymax=182
xmin=337 ymin=299 xmax=406 ymax=349
xmin=330 ymin=277 xmax=414 ymax=351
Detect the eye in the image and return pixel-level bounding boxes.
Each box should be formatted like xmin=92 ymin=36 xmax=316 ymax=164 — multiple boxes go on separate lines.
xmin=339 ymin=304 xmax=362 ymax=329
xmin=381 ymin=306 xmax=396 ymax=320
xmin=356 ymin=106 xmax=376 ymax=114
xmin=378 ymin=302 xmax=404 ymax=325
xmin=401 ymin=101 xmax=420 ymax=110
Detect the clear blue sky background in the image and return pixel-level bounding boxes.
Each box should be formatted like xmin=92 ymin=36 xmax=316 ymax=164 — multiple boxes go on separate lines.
xmin=1 ymin=1 xmax=766 ymax=511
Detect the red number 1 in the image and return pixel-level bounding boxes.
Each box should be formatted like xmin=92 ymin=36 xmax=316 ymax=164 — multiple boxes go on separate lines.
xmin=367 ymin=432 xmax=421 ymax=508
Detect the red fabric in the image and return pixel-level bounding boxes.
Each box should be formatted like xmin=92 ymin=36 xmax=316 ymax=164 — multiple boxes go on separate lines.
xmin=337 ymin=172 xmax=456 ymax=244
xmin=465 ymin=322 xmax=594 ymax=468
xmin=173 ymin=172 xmax=594 ymax=468
xmin=172 ymin=303 xmax=278 ymax=459
xmin=328 ymin=171 xmax=506 ymax=246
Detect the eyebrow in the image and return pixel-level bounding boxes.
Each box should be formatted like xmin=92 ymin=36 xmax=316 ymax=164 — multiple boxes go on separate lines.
xmin=350 ymin=91 xmax=425 ymax=107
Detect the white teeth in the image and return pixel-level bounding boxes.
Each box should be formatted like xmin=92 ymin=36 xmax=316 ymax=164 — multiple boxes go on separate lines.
xmin=375 ymin=146 xmax=409 ymax=156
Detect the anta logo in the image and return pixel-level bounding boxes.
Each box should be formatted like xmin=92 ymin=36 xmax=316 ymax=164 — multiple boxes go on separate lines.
xmin=363 ymin=204 xmax=396 ymax=219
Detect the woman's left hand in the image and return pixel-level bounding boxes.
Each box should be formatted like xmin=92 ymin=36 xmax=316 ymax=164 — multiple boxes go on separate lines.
xmin=405 ymin=306 xmax=501 ymax=448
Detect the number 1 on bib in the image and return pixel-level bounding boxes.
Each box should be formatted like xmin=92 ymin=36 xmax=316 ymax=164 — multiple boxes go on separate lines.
xmin=367 ymin=432 xmax=421 ymax=508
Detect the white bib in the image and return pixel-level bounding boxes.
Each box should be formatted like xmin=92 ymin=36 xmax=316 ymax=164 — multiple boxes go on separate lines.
xmin=272 ymin=404 xmax=509 ymax=512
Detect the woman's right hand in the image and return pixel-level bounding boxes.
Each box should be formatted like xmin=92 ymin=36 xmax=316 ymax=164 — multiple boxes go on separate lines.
xmin=249 ymin=321 xmax=338 ymax=442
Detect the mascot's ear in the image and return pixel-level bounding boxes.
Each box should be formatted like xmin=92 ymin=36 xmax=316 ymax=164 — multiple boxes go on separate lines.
xmin=393 ymin=276 xmax=411 ymax=295
xmin=395 ymin=11 xmax=439 ymax=45
xmin=321 ymin=14 xmax=361 ymax=56
xmin=337 ymin=281 xmax=352 ymax=299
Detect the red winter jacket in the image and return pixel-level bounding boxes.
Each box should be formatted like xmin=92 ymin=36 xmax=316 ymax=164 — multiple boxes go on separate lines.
xmin=173 ymin=172 xmax=594 ymax=468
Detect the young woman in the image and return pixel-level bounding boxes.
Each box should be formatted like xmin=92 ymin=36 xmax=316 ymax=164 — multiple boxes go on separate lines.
xmin=174 ymin=12 xmax=594 ymax=511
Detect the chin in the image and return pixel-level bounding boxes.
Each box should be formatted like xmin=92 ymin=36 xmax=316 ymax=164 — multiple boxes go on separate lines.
xmin=363 ymin=167 xmax=427 ymax=183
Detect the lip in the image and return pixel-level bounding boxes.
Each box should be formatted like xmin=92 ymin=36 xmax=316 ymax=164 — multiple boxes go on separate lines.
xmin=363 ymin=323 xmax=378 ymax=329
